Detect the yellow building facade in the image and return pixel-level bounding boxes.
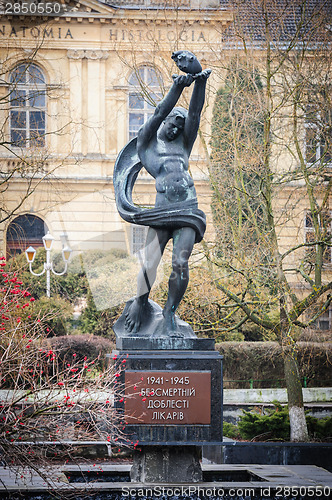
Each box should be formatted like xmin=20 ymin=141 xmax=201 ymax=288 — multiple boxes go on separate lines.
xmin=0 ymin=1 xmax=331 ymax=328
xmin=0 ymin=0 xmax=232 ymax=258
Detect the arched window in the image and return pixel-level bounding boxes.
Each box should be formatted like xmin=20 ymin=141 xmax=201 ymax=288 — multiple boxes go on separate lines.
xmin=128 ymin=66 xmax=163 ymax=140
xmin=6 ymin=214 xmax=48 ymax=259
xmin=10 ymin=63 xmax=46 ymax=148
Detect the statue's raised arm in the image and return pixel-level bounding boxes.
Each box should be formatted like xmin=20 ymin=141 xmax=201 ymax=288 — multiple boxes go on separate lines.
xmin=184 ymin=69 xmax=211 ymax=154
xmin=137 ymin=73 xmax=194 ymax=154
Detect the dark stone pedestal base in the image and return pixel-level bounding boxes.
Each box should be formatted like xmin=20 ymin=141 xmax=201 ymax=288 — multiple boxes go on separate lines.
xmin=113 ymin=348 xmax=223 ymax=444
xmin=130 ymin=446 xmax=202 ymax=483
xmin=116 ymin=336 xmax=215 ymax=351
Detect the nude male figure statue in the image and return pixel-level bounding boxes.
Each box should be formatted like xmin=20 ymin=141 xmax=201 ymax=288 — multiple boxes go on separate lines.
xmin=122 ymin=66 xmax=211 ymax=334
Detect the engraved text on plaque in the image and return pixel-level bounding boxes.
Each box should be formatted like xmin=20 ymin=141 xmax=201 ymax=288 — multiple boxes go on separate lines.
xmin=124 ymin=371 xmax=211 ymax=425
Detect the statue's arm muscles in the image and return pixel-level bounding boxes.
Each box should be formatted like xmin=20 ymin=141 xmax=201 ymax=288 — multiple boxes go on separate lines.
xmin=184 ymin=70 xmax=211 ymax=153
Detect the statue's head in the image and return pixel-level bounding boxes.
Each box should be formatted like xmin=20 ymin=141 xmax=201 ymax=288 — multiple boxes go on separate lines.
xmin=163 ymin=107 xmax=188 ymax=141
xmin=168 ymin=107 xmax=188 ymax=122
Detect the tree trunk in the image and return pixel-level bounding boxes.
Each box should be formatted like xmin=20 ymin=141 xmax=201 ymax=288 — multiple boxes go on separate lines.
xmin=283 ymin=350 xmax=308 ymax=442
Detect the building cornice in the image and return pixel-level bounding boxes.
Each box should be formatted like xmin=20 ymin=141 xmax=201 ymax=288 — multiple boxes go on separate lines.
xmin=1 ymin=0 xmax=233 ymax=26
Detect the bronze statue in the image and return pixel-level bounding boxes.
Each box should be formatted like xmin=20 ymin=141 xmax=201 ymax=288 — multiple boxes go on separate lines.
xmin=113 ymin=52 xmax=210 ymax=338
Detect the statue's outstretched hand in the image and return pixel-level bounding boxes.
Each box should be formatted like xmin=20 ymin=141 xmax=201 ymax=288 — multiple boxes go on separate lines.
xmin=196 ymin=69 xmax=212 ymax=80
xmin=172 ymin=73 xmax=194 ymax=87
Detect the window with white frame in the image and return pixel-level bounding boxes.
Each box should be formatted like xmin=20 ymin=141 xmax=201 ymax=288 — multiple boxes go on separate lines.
xmin=304 ymin=211 xmax=332 ymax=265
xmin=128 ymin=66 xmax=163 ymax=141
xmin=131 ymin=224 xmax=149 ymax=256
xmin=305 ymin=104 xmax=332 ymax=165
xmin=9 ymin=63 xmax=46 ymax=148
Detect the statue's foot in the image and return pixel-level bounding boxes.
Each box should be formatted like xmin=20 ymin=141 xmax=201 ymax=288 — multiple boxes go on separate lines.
xmin=125 ymin=299 xmax=144 ymax=333
xmin=162 ymin=308 xmax=178 ymax=335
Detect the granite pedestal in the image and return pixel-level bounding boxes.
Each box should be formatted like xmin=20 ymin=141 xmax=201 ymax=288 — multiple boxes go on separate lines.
xmin=113 ymin=336 xmax=223 ymax=483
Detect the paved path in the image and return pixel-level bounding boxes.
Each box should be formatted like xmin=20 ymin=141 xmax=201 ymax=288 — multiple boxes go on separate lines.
xmin=0 ymin=463 xmax=331 ymax=497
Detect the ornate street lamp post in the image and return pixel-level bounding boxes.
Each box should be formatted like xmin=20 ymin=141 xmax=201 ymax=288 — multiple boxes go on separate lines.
xmin=25 ymin=232 xmax=72 ymax=298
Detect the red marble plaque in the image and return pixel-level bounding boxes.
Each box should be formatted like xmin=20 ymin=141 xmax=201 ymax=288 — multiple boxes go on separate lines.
xmin=124 ymin=370 xmax=211 ymax=425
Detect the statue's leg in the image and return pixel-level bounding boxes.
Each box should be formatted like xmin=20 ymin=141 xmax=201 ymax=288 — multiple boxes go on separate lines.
xmin=163 ymin=227 xmax=196 ymax=329
xmin=125 ymin=227 xmax=169 ymax=332
xmin=136 ymin=227 xmax=169 ymax=298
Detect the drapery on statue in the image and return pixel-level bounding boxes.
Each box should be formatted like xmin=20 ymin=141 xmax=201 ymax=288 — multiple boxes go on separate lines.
xmin=113 ymin=51 xmax=211 ymax=338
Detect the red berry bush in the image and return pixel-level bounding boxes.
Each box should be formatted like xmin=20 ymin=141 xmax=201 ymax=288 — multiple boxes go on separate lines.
xmin=0 ymin=257 xmax=127 ymax=468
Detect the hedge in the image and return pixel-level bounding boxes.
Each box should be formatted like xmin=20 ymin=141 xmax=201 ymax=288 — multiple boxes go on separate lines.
xmin=216 ymin=341 xmax=332 ymax=388
xmin=45 ymin=339 xmax=331 ymax=385
xmin=44 ymin=334 xmax=114 ymax=371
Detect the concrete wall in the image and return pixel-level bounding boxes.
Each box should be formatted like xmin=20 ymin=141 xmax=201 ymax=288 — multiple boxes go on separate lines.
xmin=224 ymin=387 xmax=332 ymax=404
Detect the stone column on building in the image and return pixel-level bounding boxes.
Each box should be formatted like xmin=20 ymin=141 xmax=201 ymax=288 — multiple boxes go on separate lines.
xmin=67 ymin=50 xmax=83 ymax=155
xmin=67 ymin=49 xmax=109 ymax=156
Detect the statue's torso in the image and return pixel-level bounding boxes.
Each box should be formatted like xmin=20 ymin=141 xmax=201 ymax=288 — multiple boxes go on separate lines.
xmin=138 ymin=134 xmax=196 ymax=207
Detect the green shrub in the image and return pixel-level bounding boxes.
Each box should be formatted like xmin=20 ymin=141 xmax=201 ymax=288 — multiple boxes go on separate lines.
xmin=223 ymin=422 xmax=241 ymax=440
xmin=225 ymin=408 xmax=332 ymax=442
xmin=77 ymin=249 xmax=135 ymax=336
xmin=29 ymin=295 xmax=73 ymax=336
xmin=44 ymin=334 xmax=114 ymax=370
xmin=306 ymin=415 xmax=332 ymax=441
xmin=79 ymin=290 xmax=120 ymax=339
xmin=238 ymin=403 xmax=290 ymax=441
